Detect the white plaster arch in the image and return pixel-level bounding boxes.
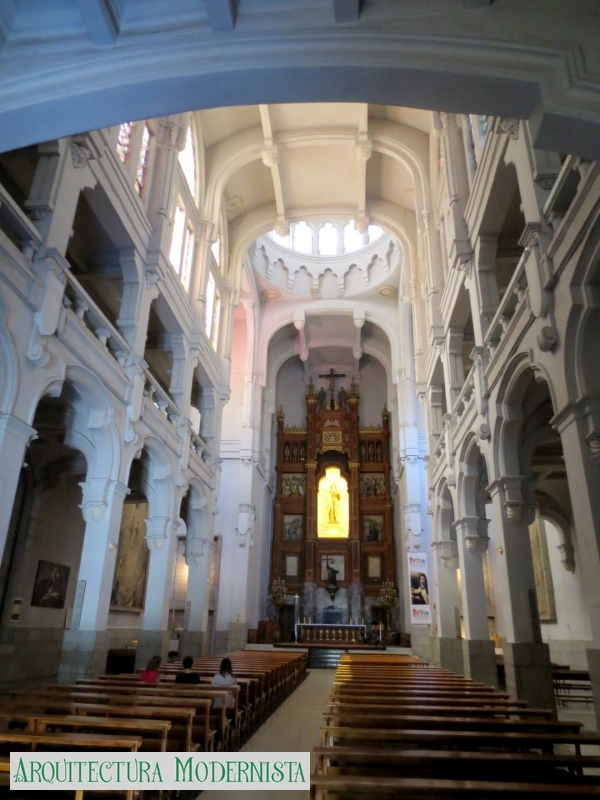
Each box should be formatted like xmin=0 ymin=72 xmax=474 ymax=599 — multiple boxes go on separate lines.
xmin=258 ymin=301 xmax=400 ymax=381
xmin=0 ymin=289 xmax=18 ymax=415
xmin=492 ymin=351 xmax=559 ymax=482
xmin=127 ymin=435 xmax=178 ymax=521
xmin=456 ymin=433 xmax=490 ymax=521
xmin=27 ymin=363 xmax=121 ymax=482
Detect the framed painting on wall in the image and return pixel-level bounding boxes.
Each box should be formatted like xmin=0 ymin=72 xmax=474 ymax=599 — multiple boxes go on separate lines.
xmin=110 ymin=500 xmax=150 ymax=611
xmin=31 ymin=560 xmax=71 ymax=609
xmin=320 ymin=554 xmax=345 ymax=582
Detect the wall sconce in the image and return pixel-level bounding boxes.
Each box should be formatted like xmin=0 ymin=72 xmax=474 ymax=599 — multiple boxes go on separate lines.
xmin=497 ymin=547 xmax=503 ymax=554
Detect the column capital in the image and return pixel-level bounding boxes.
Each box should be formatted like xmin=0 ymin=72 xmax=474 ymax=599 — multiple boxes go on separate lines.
xmin=487 ymin=476 xmax=527 ymax=523
xmin=454 ymin=516 xmax=490 ymax=552
xmin=185 ymin=536 xmax=213 ymax=566
xmin=145 ymin=517 xmax=180 ymax=551
xmin=79 ymin=479 xmax=129 ymax=524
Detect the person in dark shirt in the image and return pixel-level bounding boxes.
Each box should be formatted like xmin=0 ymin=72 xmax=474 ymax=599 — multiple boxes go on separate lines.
xmin=175 ymin=655 xmax=200 ymax=684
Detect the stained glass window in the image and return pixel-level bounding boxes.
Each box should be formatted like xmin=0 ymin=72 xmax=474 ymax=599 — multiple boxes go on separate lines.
xmin=205 ymin=272 xmax=216 ymax=338
xmin=343 ymin=221 xmax=364 ymax=253
xmin=368 ymin=225 xmax=383 ymax=243
xmin=318 ymin=222 xmax=338 ymax=256
xmin=292 ymin=221 xmax=313 ymax=254
xmin=135 ymin=126 xmax=151 ymax=194
xmin=180 ymin=227 xmax=194 ymax=292
xmin=169 ymin=200 xmax=186 ymax=269
xmin=179 ymin=126 xmax=196 ymax=197
xmin=116 ymin=122 xmax=132 ymax=163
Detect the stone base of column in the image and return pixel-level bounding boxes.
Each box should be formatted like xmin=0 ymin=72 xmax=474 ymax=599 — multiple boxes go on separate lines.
xmin=135 ymin=630 xmax=171 ymax=670
xmin=0 ymin=627 xmax=64 ymax=684
xmin=178 ymin=631 xmax=205 ymax=659
xmin=59 ymin=630 xmax=110 ymax=680
xmin=586 ymin=648 xmax=600 ymax=730
xmin=462 ymin=638 xmax=498 ymax=688
xmin=432 ymin=637 xmax=465 ymax=674
xmin=410 ymin=630 xmax=435 ymax=663
xmin=503 ymin=641 xmax=556 ymax=714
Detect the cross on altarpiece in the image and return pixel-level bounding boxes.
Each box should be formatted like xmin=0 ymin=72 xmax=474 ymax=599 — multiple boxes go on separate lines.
xmin=319 ymin=367 xmax=346 ymax=409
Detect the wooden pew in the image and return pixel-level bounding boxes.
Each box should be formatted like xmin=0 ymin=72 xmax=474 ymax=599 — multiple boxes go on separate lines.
xmin=310 ymin=774 xmax=600 ymax=799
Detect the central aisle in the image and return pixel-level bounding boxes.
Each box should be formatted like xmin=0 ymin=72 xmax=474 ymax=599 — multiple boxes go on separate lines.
xmin=200 ymin=668 xmax=335 ymax=799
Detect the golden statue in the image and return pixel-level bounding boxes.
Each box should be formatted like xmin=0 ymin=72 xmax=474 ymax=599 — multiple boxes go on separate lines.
xmin=327 ymin=482 xmax=341 ymax=524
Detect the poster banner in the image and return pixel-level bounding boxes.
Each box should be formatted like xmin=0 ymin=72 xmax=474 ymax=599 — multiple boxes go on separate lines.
xmin=407 ymin=552 xmax=431 ymax=625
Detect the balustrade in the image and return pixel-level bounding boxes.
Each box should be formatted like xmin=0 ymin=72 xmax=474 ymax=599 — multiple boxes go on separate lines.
xmin=0 ymin=182 xmax=43 ymax=258
xmin=483 ymin=252 xmax=528 ymax=357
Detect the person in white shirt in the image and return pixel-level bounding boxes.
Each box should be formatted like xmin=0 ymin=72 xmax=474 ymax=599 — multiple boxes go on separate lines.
xmin=211 ymin=657 xmax=236 ymax=709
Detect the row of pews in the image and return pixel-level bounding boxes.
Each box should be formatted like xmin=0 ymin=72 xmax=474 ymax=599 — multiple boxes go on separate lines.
xmin=0 ymin=648 xmax=305 ymax=797
xmin=311 ymin=653 xmax=600 ymax=799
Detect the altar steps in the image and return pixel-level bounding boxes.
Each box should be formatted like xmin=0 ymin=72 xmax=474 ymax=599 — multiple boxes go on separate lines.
xmin=308 ymin=648 xmax=344 ymax=669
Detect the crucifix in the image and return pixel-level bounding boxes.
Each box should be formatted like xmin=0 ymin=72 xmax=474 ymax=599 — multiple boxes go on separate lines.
xmin=319 ymin=367 xmax=346 ymax=410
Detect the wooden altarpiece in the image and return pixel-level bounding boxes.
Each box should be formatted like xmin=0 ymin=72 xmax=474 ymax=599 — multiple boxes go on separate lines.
xmin=271 ymin=381 xmax=395 ymax=607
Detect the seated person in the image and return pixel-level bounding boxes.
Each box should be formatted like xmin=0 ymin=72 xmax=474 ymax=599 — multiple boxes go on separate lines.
xmin=176 ymin=655 xmax=200 ymax=684
xmin=140 ymin=655 xmax=161 ymax=684
xmin=211 ymin=657 xmax=236 ymax=709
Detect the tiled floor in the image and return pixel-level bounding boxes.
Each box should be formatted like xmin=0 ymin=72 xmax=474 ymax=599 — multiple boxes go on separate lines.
xmin=200 ymin=668 xmax=334 ymax=799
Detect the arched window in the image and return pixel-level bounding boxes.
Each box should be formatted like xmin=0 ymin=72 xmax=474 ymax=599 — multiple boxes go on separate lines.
xmin=292 ymin=221 xmax=312 ymax=254
xmin=205 ymin=273 xmax=221 ymax=349
xmin=116 ymin=122 xmax=132 ymax=163
xmin=318 ymin=222 xmax=338 ymax=256
xmin=135 ymin=125 xmax=151 ymax=194
xmin=368 ymin=225 xmax=383 ymax=243
xmin=169 ymin=199 xmax=186 ymax=270
xmin=343 ymin=221 xmax=363 ymax=253
xmin=179 ymin=126 xmax=196 ymax=197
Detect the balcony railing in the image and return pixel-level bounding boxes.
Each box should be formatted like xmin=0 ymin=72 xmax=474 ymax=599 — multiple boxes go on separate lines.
xmin=483 ymin=250 xmax=529 ymax=358
xmin=0 ymin=182 xmax=43 ymax=258
xmin=63 ymin=270 xmax=131 ymax=364
xmin=453 ymin=363 xmax=476 ymax=421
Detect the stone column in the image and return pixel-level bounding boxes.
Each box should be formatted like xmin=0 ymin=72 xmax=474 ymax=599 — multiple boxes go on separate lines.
xmin=60 ymin=479 xmax=130 ymax=679
xmin=0 ymin=415 xmax=36 ymax=563
xmin=431 ymin=540 xmax=463 ymax=674
xmin=454 ymin=516 xmax=498 ymax=687
xmin=179 ymin=537 xmax=213 ymax=658
xmin=553 ymin=402 xmax=600 ymax=727
xmin=136 ymin=517 xmax=180 ymax=668
xmin=488 ymin=478 xmax=556 ymax=712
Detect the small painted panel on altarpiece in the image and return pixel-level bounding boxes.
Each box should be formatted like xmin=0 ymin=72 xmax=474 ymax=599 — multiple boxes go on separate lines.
xmin=364 ymin=554 xmax=383 ymax=584
xmin=282 ymin=474 xmax=306 ymax=497
xmin=283 ymin=515 xmax=303 ymax=541
xmin=359 ymin=474 xmax=386 ymax=497
xmin=283 ymin=554 xmax=300 ymax=579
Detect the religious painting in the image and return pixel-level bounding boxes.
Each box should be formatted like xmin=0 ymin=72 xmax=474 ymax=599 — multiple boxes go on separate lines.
xmin=281 ymin=474 xmax=306 ymax=497
xmin=407 ymin=552 xmax=431 ymax=625
xmin=283 ymin=515 xmax=303 ymax=541
xmin=110 ymin=500 xmax=150 ymax=612
xmin=317 ymin=467 xmax=349 ymax=538
xmin=363 ymin=515 xmax=384 ymax=542
xmin=359 ymin=474 xmax=386 ymax=498
xmin=321 ymin=554 xmax=345 ymax=582
xmin=31 ymin=560 xmax=71 ymax=609
xmin=283 ymin=554 xmax=300 ymax=580
xmin=529 ymin=514 xmax=557 ymax=623
xmin=364 ymin=554 xmax=383 ymax=584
